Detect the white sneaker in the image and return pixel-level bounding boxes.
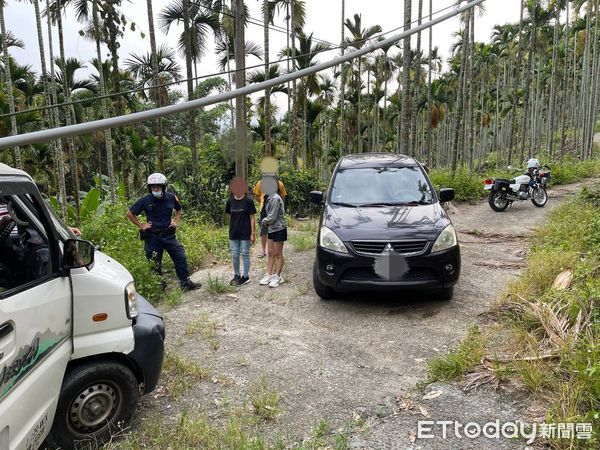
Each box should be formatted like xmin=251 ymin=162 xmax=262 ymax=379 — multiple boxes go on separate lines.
xmin=260 ymin=274 xmax=274 ymax=285
xmin=268 ymin=275 xmax=283 ymax=288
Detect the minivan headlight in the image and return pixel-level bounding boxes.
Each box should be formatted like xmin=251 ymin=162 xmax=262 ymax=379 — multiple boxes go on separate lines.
xmin=319 ymin=226 xmax=348 ymax=254
xmin=432 ymin=224 xmax=458 ymax=253
xmin=125 ymin=281 xmax=138 ymax=319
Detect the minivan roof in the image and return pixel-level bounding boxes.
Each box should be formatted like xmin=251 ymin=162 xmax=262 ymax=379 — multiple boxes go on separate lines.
xmin=0 ymin=163 xmax=33 ymax=180
xmin=337 ymin=153 xmax=419 ymax=169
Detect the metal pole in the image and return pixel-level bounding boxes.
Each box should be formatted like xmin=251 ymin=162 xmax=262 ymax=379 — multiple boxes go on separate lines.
xmin=0 ymin=0 xmax=485 ymax=150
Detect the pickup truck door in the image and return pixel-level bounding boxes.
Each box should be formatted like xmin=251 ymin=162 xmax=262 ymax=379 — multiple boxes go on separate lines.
xmin=0 ymin=181 xmax=72 ymax=450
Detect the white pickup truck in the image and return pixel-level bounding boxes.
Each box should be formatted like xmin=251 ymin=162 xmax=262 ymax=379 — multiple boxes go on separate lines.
xmin=0 ymin=163 xmax=165 ymax=450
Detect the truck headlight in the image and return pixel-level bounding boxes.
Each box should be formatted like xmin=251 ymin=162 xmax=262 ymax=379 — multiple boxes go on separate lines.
xmin=432 ymin=225 xmax=458 ymax=253
xmin=319 ymin=226 xmax=348 ymax=254
xmin=125 ymin=281 xmax=138 ymax=319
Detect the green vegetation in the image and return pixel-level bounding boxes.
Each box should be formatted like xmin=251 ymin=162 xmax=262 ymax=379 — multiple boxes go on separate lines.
xmin=427 ymin=326 xmax=486 ymax=382
xmin=185 ymin=313 xmax=220 ymax=350
xmin=81 ymin=201 xmax=229 ymax=304
xmin=428 ymin=187 xmax=600 ymax=447
xmin=161 ymin=352 xmax=212 ymax=400
xmin=247 ymin=373 xmax=281 ymax=421
xmin=289 ymin=232 xmax=316 ymax=252
xmin=429 ymin=155 xmax=600 ymax=202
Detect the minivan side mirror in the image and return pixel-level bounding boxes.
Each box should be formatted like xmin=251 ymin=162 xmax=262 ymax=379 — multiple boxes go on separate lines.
xmin=310 ymin=191 xmax=324 ymax=205
xmin=64 ymin=239 xmax=95 ymax=269
xmin=439 ymin=188 xmax=455 ymax=203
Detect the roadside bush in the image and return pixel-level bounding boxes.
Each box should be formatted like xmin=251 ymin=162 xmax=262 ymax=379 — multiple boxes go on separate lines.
xmin=81 ymin=201 xmax=228 ymax=304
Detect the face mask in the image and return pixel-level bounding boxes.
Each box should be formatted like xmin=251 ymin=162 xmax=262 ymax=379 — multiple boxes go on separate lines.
xmin=152 ymin=191 xmax=163 ymax=199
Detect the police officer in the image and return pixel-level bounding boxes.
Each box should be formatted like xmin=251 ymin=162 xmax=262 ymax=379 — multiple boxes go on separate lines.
xmin=126 ymin=173 xmax=200 ymax=291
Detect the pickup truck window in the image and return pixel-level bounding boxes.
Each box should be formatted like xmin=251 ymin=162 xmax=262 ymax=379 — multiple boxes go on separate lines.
xmin=0 ymin=193 xmax=56 ymax=296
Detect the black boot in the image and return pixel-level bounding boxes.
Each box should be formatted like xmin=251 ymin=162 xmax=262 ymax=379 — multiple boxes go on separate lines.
xmin=181 ymin=279 xmax=201 ymax=291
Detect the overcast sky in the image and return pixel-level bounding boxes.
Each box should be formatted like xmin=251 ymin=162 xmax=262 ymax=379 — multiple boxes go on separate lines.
xmin=4 ymin=0 xmax=523 ymax=113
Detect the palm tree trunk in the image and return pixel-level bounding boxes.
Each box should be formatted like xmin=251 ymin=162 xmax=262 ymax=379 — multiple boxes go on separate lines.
xmin=339 ymin=0 xmax=346 ymax=156
xmin=560 ymin=1 xmax=570 ymax=157
xmin=56 ymin=0 xmax=80 ymax=223
xmin=467 ymin=9 xmax=475 ymax=170
xmin=45 ymin=0 xmax=67 ymax=220
xmin=183 ymin=0 xmax=199 ymax=179
xmin=426 ymin=0 xmax=432 ymax=165
xmin=33 ymin=0 xmax=67 ymax=217
xmin=400 ymin=0 xmax=411 ymax=155
xmin=92 ymin=0 xmax=116 ymax=203
xmin=519 ymin=8 xmax=535 ymax=164
xmin=452 ymin=14 xmax=469 ymax=174
xmin=357 ymin=57 xmax=362 ymax=153
xmin=146 ymin=0 xmax=165 ymax=172
xmin=546 ymin=7 xmax=560 ymax=156
xmin=263 ymin=0 xmax=272 ymax=156
xmin=234 ymin=0 xmax=247 ymax=178
xmin=508 ymin=0 xmax=525 ymax=164
xmin=411 ymin=0 xmax=423 ymax=157
xmin=0 ymin=2 xmax=21 ymax=169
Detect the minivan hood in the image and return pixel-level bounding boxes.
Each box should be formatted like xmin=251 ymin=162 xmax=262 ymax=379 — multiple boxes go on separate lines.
xmin=324 ymin=202 xmax=451 ymax=241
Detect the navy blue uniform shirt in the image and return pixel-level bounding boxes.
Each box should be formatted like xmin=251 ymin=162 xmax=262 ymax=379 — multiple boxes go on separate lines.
xmin=129 ymin=192 xmax=181 ymax=229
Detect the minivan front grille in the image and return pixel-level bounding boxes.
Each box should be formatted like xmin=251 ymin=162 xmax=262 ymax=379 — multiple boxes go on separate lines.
xmin=351 ymin=240 xmax=428 ymax=256
xmin=341 ymin=267 xmax=439 ymax=282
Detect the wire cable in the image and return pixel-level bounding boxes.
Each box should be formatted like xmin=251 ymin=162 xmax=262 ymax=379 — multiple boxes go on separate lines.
xmin=0 ymin=1 xmax=459 ymax=120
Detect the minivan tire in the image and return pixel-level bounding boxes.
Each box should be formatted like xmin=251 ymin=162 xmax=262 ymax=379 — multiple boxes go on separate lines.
xmin=47 ymin=361 xmax=139 ymax=450
xmin=313 ymin=259 xmax=336 ymax=300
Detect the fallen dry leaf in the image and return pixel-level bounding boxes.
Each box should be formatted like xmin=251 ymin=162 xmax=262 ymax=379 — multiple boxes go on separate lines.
xmin=422 ymin=390 xmax=443 ymax=400
xmin=419 ymin=405 xmax=429 ymax=417
xmin=408 ymin=431 xmax=417 ymax=443
xmin=552 ymin=269 xmax=573 ymax=290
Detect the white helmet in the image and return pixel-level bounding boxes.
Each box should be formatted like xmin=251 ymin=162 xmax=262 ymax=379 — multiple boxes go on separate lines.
xmin=527 ymin=158 xmax=540 ymax=169
xmin=147 ymin=173 xmax=167 ymax=186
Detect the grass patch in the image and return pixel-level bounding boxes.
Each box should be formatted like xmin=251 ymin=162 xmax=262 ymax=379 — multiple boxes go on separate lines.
xmin=248 ymin=373 xmax=281 ymax=421
xmin=289 ymin=232 xmax=316 ymax=252
xmin=431 ymin=186 xmax=600 ymax=445
xmin=161 ymin=352 xmax=211 ymax=399
xmin=205 ymin=273 xmax=237 ymax=294
xmin=427 ymin=326 xmax=486 ymax=382
xmin=185 ymin=313 xmax=220 ymax=350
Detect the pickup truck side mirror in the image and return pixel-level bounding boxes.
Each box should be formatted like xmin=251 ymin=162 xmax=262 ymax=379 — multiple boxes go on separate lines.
xmin=310 ymin=191 xmax=325 ymax=205
xmin=64 ymin=239 xmax=95 ymax=269
xmin=439 ymin=188 xmax=455 ymax=203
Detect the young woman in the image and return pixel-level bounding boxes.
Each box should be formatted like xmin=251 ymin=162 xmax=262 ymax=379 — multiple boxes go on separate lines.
xmin=225 ymin=178 xmax=256 ymax=286
xmin=259 ymin=186 xmax=287 ymax=288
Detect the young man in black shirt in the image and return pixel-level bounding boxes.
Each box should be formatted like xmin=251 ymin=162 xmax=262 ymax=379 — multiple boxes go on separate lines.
xmin=225 ymin=177 xmax=257 ymax=285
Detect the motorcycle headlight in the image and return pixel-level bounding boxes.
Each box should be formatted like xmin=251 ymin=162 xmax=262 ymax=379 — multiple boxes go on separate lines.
xmin=432 ymin=224 xmax=458 ymax=253
xmin=319 ymin=226 xmax=348 ymax=254
xmin=125 ymin=281 xmax=138 ymax=319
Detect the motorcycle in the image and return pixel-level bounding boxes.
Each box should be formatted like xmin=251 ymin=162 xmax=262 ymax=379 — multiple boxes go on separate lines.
xmin=483 ymin=165 xmax=552 ymax=212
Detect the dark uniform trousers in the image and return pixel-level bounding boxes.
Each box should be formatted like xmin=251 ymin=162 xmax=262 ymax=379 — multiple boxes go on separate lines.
xmin=144 ymin=230 xmax=189 ymax=283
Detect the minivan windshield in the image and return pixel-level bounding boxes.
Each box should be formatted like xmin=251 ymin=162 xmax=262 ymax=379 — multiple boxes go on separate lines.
xmin=330 ymin=166 xmax=434 ymax=206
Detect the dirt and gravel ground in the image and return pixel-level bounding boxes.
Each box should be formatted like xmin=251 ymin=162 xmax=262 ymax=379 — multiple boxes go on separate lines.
xmin=135 ymin=178 xmax=593 ymax=449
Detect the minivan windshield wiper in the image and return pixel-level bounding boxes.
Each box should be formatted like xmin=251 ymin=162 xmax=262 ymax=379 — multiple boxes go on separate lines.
xmin=331 ymin=201 xmax=359 ymax=207
xmin=356 ymin=201 xmax=432 ymax=207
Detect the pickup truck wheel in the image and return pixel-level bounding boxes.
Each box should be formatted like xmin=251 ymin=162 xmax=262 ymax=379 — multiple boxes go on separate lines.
xmin=47 ymin=361 xmax=138 ymax=450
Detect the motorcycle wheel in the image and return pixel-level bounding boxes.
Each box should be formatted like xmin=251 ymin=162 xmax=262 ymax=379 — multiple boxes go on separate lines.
xmin=531 ymin=187 xmax=548 ymax=207
xmin=489 ymin=191 xmax=509 ymax=212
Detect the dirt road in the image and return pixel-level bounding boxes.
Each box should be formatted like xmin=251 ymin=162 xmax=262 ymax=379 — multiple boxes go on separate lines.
xmin=137 ymin=179 xmax=591 ymax=449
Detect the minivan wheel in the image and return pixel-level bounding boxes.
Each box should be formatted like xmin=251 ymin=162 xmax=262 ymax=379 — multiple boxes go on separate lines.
xmin=313 ymin=259 xmax=336 ymax=300
xmin=47 ymin=361 xmax=139 ymax=450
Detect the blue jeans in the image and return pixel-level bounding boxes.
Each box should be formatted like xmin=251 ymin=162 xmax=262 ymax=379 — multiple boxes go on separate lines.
xmin=230 ymin=240 xmax=250 ymax=277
